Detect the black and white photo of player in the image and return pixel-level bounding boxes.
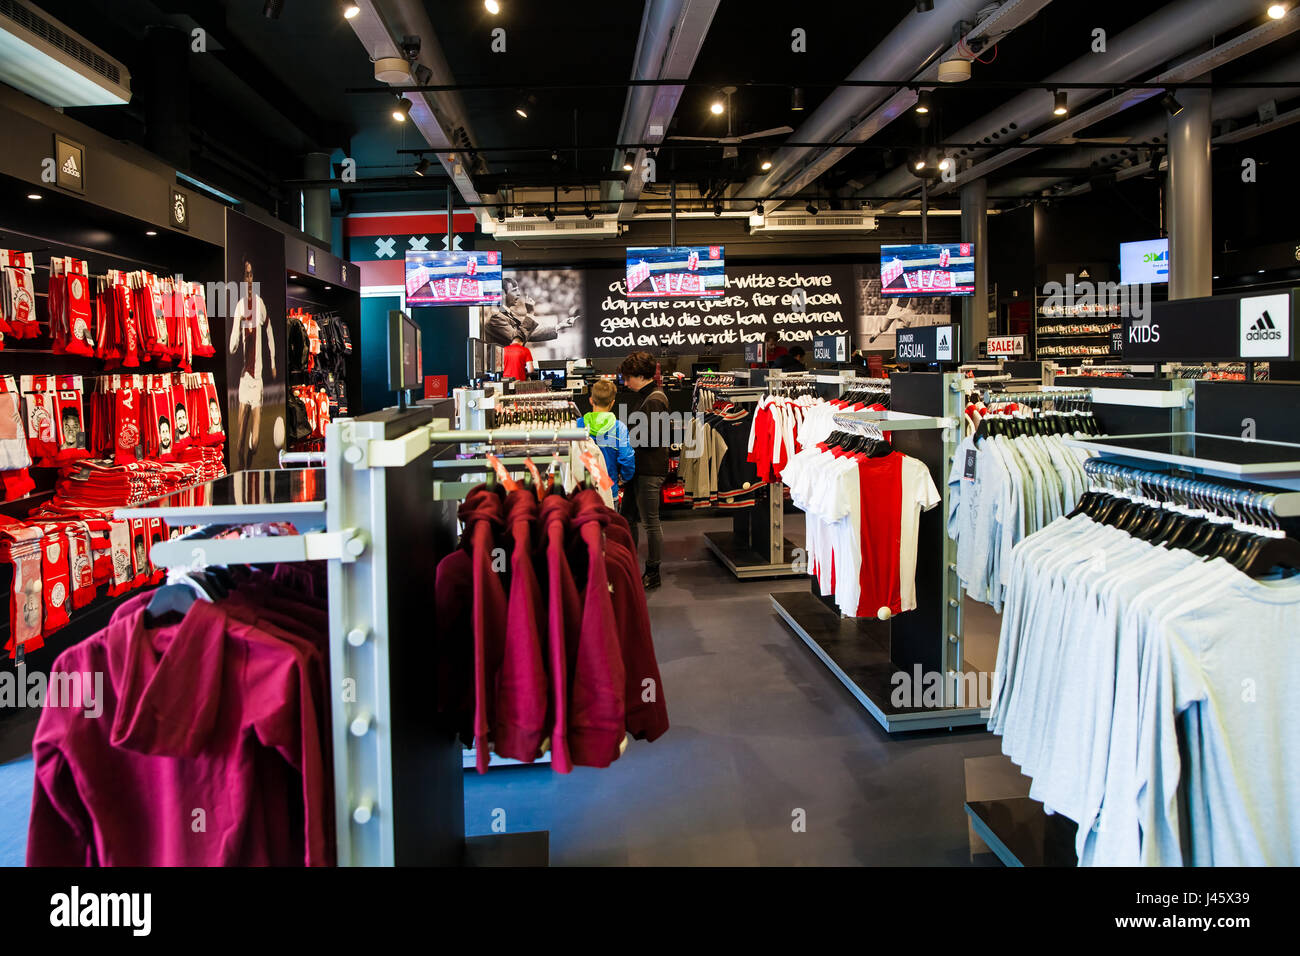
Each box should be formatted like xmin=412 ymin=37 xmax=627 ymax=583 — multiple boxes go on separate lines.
xmin=483 ymin=270 xmax=585 ymax=361
xmin=855 ymin=265 xmax=952 ymax=351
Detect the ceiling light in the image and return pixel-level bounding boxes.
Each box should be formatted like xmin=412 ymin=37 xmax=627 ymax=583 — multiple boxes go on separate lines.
xmin=710 ymin=97 xmax=725 ymax=115
xmin=1161 ymin=92 xmax=1184 ymax=116
xmin=759 ymin=152 xmax=772 ymax=171
xmin=26 ymin=193 xmax=41 ymax=200
xmin=805 ymin=201 xmax=819 ymax=216
xmin=392 ymin=95 xmax=411 ymax=122
xmin=341 ymin=1 xmax=360 ymax=18
xmin=791 ymin=87 xmax=805 ymax=111
xmin=414 ymin=157 xmax=431 ymax=176
xmin=1259 ymin=269 xmax=1266 ymax=273
xmin=1053 ymin=90 xmax=1068 ymax=116
xmin=545 ymin=206 xmax=556 ymax=222
xmin=1268 ymin=4 xmax=1287 ymax=18
xmin=145 ymin=230 xmax=157 ymax=236
xmin=263 ymin=0 xmax=284 ymax=19
xmin=756 ymin=201 xmax=765 ymax=216
xmin=497 ymin=207 xmax=506 ymax=223
xmin=915 ymin=90 xmax=931 ymax=114
xmin=713 ymin=200 xmax=723 ymax=217
xmin=915 ymin=0 xmax=935 ymax=10
xmin=485 ymin=0 xmax=501 ymax=12
xmin=914 ymin=157 xmax=927 ymax=170
xmin=622 ymin=151 xmax=636 ymax=172
xmin=290 ymin=274 xmax=298 ymax=279
xmin=515 ymin=104 xmax=528 ymax=119
xmin=324 ymin=285 xmax=332 ymax=290
xmin=938 ymin=156 xmax=952 ymax=171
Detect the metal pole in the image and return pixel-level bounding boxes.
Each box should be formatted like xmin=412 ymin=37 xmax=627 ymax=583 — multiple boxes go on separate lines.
xmin=670 ymin=179 xmax=677 ymax=247
xmin=1167 ymin=87 xmax=1213 ymax=299
xmin=961 ymin=177 xmax=989 ymax=364
xmin=446 ymin=185 xmax=453 ymax=249
xmin=921 ymin=179 xmax=929 ymax=244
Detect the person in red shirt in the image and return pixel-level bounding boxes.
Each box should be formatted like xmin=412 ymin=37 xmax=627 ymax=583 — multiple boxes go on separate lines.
xmin=502 ymin=335 xmax=533 ymax=380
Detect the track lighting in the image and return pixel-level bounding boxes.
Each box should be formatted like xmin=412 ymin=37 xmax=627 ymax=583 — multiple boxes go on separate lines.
xmin=392 ymin=95 xmax=411 ymax=122
xmin=710 ymin=96 xmax=725 ymax=115
xmin=915 ymin=0 xmax=934 ymax=10
xmin=622 ymin=151 xmax=636 ymax=172
xmin=485 ymin=0 xmax=501 ymax=13
xmin=938 ymin=156 xmax=952 ymax=171
xmin=263 ymin=0 xmax=284 ymax=19
xmin=805 ymin=201 xmax=819 ymax=216
xmin=341 ymin=1 xmax=359 ymax=18
xmin=497 ymin=206 xmax=506 ymax=223
xmin=413 ymin=157 xmax=431 ymax=176
xmin=1053 ymin=90 xmax=1068 ymax=117
xmin=584 ymin=204 xmax=594 ymax=220
xmin=791 ymin=87 xmax=805 ymax=111
xmin=713 ymin=199 xmax=723 ymax=217
xmin=515 ymin=104 xmax=528 ymax=119
xmin=1268 ymin=3 xmax=1287 ymax=18
xmin=756 ymin=201 xmax=765 ymax=216
xmin=915 ymin=90 xmax=931 ymax=114
xmin=759 ymin=152 xmax=772 ymax=172
xmin=1161 ymin=92 xmax=1184 ymax=116
xmin=545 ymin=206 xmax=556 ymax=222
xmin=914 ymin=157 xmax=927 ymax=170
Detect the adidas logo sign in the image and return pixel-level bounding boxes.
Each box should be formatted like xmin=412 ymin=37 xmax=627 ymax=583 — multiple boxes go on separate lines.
xmin=61 ymin=155 xmax=80 ymax=178
xmin=1246 ymin=310 xmax=1282 ymax=341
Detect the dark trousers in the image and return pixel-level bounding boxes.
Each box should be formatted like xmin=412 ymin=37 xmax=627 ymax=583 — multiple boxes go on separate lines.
xmin=621 ymin=474 xmax=664 ymax=570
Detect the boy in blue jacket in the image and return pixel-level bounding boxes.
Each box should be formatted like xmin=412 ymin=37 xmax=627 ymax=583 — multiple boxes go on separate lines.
xmin=582 ymin=378 xmax=635 ymax=499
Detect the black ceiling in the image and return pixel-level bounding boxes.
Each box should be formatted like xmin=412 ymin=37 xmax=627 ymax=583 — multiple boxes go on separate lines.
xmin=18 ymin=0 xmax=1300 ymax=224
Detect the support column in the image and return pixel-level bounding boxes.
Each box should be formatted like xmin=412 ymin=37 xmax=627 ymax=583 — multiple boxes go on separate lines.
xmin=1167 ymin=89 xmax=1213 ymax=300
xmin=303 ymin=152 xmax=332 ymax=243
xmin=961 ymin=177 xmax=988 ymax=362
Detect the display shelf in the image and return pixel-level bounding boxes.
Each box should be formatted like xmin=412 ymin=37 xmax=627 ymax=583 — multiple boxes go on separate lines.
xmin=1064 ymin=431 xmax=1300 ymax=480
xmin=703 ymin=531 xmax=801 ymax=579
xmin=771 ymin=591 xmax=987 ymax=733
xmin=965 ymin=798 xmax=1078 ymax=867
xmin=836 ymin=409 xmax=957 ymax=432
xmin=115 ymin=469 xmax=327 ymax=527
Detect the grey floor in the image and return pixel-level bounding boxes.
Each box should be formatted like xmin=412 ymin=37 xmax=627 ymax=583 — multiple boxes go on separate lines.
xmin=464 ymin=510 xmax=1006 ymax=865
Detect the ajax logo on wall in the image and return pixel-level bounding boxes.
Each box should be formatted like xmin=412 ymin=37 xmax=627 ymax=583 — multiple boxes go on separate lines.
xmin=170 ymin=189 xmax=189 ymax=230
xmin=1240 ymin=293 xmax=1291 ymax=358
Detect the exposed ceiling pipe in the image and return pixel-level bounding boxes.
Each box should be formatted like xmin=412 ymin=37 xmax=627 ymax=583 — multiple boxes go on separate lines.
xmin=863 ymin=0 xmax=1275 ymax=205
xmin=991 ymin=54 xmax=1300 ymax=197
xmin=608 ymin=0 xmax=720 ymax=219
xmin=346 ymin=0 xmax=486 ymax=206
xmin=736 ymin=0 xmax=994 ymax=206
xmin=752 ymin=0 xmax=1053 ymax=213
xmin=934 ymin=8 xmax=1300 ymax=194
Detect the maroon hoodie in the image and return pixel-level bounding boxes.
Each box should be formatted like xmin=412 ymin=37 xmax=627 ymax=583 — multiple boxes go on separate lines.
xmin=536 ymin=494 xmax=583 ymax=773
xmin=27 ymin=600 xmax=329 ymax=866
xmin=571 ymin=490 xmax=670 ymax=743
xmin=433 ymin=490 xmax=508 ymax=773
xmin=566 ymin=498 xmax=627 ymax=768
xmin=493 ymin=490 xmax=548 ymax=762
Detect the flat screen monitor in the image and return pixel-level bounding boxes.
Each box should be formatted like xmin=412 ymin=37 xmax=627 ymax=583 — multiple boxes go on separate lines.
xmin=538 ymin=368 xmax=566 ymax=388
xmin=405 ymin=250 xmax=503 ymax=306
xmin=880 ymin=242 xmax=975 ymax=296
xmin=626 ymin=245 xmax=725 ymax=298
xmin=1119 ymin=238 xmax=1169 ymax=285
xmin=387 ymin=310 xmax=422 ymax=391
xmin=467 ymin=337 xmax=486 ymax=380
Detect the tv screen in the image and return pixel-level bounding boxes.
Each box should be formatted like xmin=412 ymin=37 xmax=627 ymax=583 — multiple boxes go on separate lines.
xmin=880 ymin=243 xmax=975 ymax=296
xmin=405 ymin=250 xmax=503 ymax=306
xmin=1119 ymin=238 xmax=1169 ymax=286
xmin=387 ymin=311 xmax=422 ymax=391
xmin=626 ymin=245 xmax=725 ymax=298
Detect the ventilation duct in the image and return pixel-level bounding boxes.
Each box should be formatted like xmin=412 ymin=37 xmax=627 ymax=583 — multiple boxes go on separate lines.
xmin=0 ymin=0 xmax=131 ymax=106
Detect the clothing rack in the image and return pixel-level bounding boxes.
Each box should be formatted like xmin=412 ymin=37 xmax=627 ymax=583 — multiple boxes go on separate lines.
xmin=120 ymin=407 xmax=554 ymax=865
xmin=1080 ymin=458 xmax=1300 ymax=518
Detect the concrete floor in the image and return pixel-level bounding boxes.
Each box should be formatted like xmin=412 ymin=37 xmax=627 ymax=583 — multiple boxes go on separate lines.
xmin=464 ymin=510 xmax=1006 ymax=865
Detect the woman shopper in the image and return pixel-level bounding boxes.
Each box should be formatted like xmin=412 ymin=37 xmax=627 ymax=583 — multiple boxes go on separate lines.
xmin=618 ymin=351 xmax=669 ymax=589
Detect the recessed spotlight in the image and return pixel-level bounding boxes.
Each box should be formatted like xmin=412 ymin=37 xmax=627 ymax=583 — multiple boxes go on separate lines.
xmin=938 ymin=156 xmax=952 ymax=171
xmin=622 ymin=151 xmax=635 ymax=172
xmin=26 ymin=193 xmax=41 ymax=200
xmin=1259 ymin=269 xmax=1266 ymax=273
xmin=392 ymin=95 xmax=411 ymax=122
xmin=914 ymin=157 xmax=927 ymax=170
xmin=145 ymin=230 xmax=157 ymax=236
xmin=915 ymin=90 xmax=931 ymax=114
xmin=485 ymin=0 xmax=501 ymax=13
xmin=759 ymin=151 xmax=773 ymax=171
xmin=515 ymin=105 xmax=528 ymax=119
xmin=710 ymin=97 xmax=725 ymax=115
xmin=341 ymin=1 xmax=360 ymax=18
xmin=414 ymin=157 xmax=431 ymax=176
xmin=290 ymin=274 xmax=298 ymax=279
xmin=791 ymin=87 xmax=805 ymax=111
xmin=1268 ymin=3 xmax=1286 ymax=19
xmin=1213 ymin=275 xmax=1220 ymax=279
xmin=1053 ymin=90 xmax=1068 ymax=116
xmin=324 ymin=285 xmax=332 ymax=289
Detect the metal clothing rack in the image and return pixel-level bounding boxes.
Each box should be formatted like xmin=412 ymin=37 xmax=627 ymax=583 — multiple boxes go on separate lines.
xmin=124 ymin=408 xmax=559 ymax=866
xmin=770 ymin=371 xmax=981 ymax=733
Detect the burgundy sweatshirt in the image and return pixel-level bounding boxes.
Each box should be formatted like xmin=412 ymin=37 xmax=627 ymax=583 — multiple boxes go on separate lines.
xmin=566 ymin=499 xmax=627 ymax=768
xmin=27 ymin=599 xmax=329 ymax=866
xmin=571 ymin=490 xmax=670 ymax=742
xmin=536 ymin=494 xmax=583 ymax=773
xmin=493 ymin=489 xmax=548 ymax=761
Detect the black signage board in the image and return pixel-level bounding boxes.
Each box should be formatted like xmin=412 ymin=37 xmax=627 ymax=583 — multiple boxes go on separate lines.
xmin=1118 ymin=289 xmax=1298 ymax=362
xmin=895 ymin=324 xmax=958 ymax=364
xmin=812 ymin=334 xmax=848 ymax=364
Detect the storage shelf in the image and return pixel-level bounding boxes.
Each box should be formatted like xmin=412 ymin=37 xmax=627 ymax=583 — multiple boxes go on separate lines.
xmin=1065 ymin=431 xmax=1300 ymax=481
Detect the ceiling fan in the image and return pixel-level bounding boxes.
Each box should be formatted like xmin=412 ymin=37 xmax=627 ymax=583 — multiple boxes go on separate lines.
xmin=667 ymin=87 xmax=793 ymax=158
